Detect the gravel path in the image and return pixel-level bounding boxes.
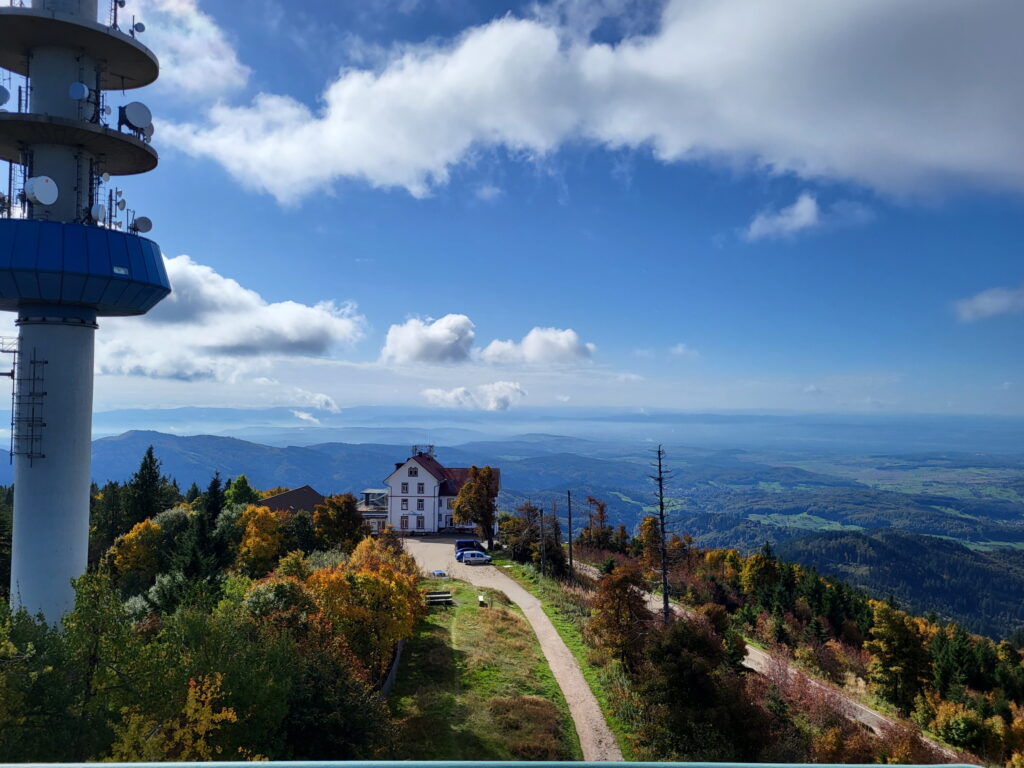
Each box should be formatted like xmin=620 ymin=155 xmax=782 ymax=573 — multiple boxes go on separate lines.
xmin=405 ymin=537 xmax=623 ymax=763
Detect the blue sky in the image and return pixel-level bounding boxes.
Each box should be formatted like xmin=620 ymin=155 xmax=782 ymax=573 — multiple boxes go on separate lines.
xmin=8 ymin=0 xmax=1022 ymax=417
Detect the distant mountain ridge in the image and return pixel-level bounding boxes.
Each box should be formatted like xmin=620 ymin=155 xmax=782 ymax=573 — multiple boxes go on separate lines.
xmin=778 ymin=530 xmax=1024 ymax=638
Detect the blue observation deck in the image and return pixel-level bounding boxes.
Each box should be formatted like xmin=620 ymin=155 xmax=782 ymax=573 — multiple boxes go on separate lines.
xmin=0 ymin=218 xmax=170 ymax=317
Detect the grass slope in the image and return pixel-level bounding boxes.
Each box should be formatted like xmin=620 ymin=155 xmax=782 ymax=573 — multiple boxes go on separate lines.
xmin=491 ymin=553 xmax=641 ymax=759
xmin=389 ymin=578 xmax=582 ymax=761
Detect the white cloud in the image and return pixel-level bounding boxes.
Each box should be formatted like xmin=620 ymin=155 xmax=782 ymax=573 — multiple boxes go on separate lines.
xmin=291 ymin=409 xmax=321 ymax=425
xmin=482 ymin=327 xmax=596 ymax=364
xmin=380 ymin=314 xmax=476 ymax=364
xmin=745 ymin=193 xmax=819 ymax=241
xmin=744 ymin=193 xmax=875 ymax=241
xmin=130 ymin=0 xmax=249 ymax=99
xmin=669 ymin=342 xmax=699 ymax=358
xmin=955 ymin=283 xmax=1024 ymax=322
xmin=98 ymin=255 xmax=364 ymax=381
xmin=422 ymin=380 xmax=526 ymax=411
xmin=162 ymin=1 xmax=1024 ymax=203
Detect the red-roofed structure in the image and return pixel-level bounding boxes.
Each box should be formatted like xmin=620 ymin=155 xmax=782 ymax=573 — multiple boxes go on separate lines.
xmin=261 ymin=485 xmax=326 ymax=514
xmin=383 ymin=448 xmax=500 ymax=534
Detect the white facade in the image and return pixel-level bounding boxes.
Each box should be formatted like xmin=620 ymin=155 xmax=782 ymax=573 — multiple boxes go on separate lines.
xmin=384 ymin=456 xmax=459 ymax=534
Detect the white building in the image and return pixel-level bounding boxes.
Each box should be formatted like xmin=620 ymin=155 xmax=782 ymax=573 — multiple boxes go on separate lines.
xmin=384 ymin=447 xmax=500 ymax=534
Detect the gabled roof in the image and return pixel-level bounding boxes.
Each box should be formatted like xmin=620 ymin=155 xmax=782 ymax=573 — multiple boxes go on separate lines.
xmin=385 ymin=453 xmax=501 ymax=497
xmin=261 ymin=485 xmax=325 ymax=513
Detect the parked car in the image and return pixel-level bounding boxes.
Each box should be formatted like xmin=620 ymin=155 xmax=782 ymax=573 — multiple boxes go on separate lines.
xmin=460 ymin=550 xmax=492 ymax=566
xmin=455 ymin=539 xmax=484 ymax=555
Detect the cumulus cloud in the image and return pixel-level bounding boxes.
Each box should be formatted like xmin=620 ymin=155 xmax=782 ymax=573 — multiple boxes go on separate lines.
xmin=380 ymin=314 xmax=476 ymax=364
xmin=955 ymin=283 xmax=1024 ymax=322
xmin=744 ymin=193 xmax=875 ymax=241
xmin=423 ymin=380 xmax=526 ymax=411
xmin=131 ymin=0 xmax=249 ymax=98
xmin=162 ymin=0 xmax=1024 ymax=203
xmin=98 ymin=255 xmax=364 ymax=381
xmin=745 ymin=193 xmax=819 ymax=241
xmin=482 ymin=327 xmax=596 ymax=364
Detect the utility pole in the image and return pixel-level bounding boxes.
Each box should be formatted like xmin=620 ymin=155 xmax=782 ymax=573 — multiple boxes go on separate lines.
xmin=567 ymin=490 xmax=574 ymax=576
xmin=651 ymin=445 xmax=671 ymax=625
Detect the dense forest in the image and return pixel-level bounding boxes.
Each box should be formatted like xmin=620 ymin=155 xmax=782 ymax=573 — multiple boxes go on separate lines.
xmin=501 ymin=496 xmax=1024 ymax=766
xmin=0 ymin=448 xmax=423 ymax=761
xmin=779 ymin=530 xmax=1024 ymax=639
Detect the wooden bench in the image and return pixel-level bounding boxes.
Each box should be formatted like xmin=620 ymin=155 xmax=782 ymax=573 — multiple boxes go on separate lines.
xmin=425 ymin=591 xmax=453 ymax=606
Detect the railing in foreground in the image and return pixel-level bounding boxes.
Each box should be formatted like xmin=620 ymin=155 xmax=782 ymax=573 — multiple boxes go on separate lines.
xmin=0 ymin=762 xmax=982 ymax=767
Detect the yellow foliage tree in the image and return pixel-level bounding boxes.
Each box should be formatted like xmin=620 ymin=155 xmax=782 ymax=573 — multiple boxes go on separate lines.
xmin=110 ymin=519 xmax=162 ymax=590
xmin=308 ymin=537 xmax=424 ymax=679
xmin=235 ymin=505 xmax=284 ymax=578
xmin=109 ymin=674 xmax=238 ymax=761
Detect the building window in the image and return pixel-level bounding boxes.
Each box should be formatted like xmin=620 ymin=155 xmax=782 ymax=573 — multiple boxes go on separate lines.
xmin=401 ymin=482 xmax=408 ymax=493
xmin=416 ymin=498 xmax=424 ymax=511
xmin=400 ymin=516 xmax=409 ymax=530
xmin=417 ymin=482 xmax=424 ymax=494
xmin=416 ymin=516 xmax=424 ymax=530
xmin=408 ymin=466 xmax=418 ymax=477
xmin=401 ymin=499 xmax=408 ymax=511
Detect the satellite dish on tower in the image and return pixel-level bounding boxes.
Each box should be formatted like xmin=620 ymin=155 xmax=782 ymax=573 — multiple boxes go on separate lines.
xmin=133 ymin=22 xmax=146 ymax=33
xmin=116 ymin=0 xmax=126 ymax=6
xmin=25 ymin=176 xmax=59 ymax=206
xmin=122 ymin=101 xmax=152 ymax=131
xmin=90 ymin=203 xmax=106 ymax=221
xmin=0 ymin=86 xmax=9 ymax=107
xmin=68 ymin=82 xmax=90 ymax=100
xmin=133 ymin=216 xmax=153 ymax=233
xmin=101 ymin=172 xmax=111 ymax=183
xmin=117 ymin=199 xmax=126 ymax=211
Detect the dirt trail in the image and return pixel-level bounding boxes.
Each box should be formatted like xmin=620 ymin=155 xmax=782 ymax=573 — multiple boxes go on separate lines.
xmin=406 ymin=538 xmax=623 ymax=762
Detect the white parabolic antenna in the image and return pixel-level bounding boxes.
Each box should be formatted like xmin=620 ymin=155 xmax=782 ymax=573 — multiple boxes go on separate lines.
xmin=123 ymin=101 xmax=152 ymax=130
xmin=68 ymin=82 xmax=90 ymax=100
xmin=0 ymin=86 xmax=9 ymax=107
xmin=133 ymin=22 xmax=146 ymax=33
xmin=101 ymin=172 xmax=111 ymax=183
xmin=90 ymin=203 xmax=106 ymax=221
xmin=142 ymin=123 xmax=155 ymax=140
xmin=117 ymin=198 xmax=126 ymax=211
xmin=133 ymin=216 xmax=153 ymax=233
xmin=25 ymin=176 xmax=59 ymax=206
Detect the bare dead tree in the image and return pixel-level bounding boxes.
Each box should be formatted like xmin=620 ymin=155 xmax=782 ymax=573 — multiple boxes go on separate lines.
xmin=651 ymin=445 xmax=671 ymax=625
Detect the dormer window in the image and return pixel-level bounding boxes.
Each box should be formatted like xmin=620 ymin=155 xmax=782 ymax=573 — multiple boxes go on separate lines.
xmin=408 ymin=466 xmax=418 ymax=477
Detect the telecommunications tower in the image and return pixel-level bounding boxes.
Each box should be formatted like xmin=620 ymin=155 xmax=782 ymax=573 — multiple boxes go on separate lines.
xmin=0 ymin=0 xmax=170 ymax=620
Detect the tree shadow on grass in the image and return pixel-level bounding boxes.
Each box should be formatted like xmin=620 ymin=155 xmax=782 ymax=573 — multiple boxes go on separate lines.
xmin=389 ymin=617 xmax=495 ymax=760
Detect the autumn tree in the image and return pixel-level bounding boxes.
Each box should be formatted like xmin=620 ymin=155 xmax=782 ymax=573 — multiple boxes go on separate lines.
xmin=110 ymin=519 xmax=163 ymax=595
xmin=588 ymin=560 xmax=653 ymax=669
xmin=452 ymin=465 xmax=499 ymax=548
xmin=866 ymin=601 xmax=931 ymax=715
xmin=235 ymin=505 xmax=284 ymax=578
xmin=577 ymin=496 xmax=614 ymax=551
xmin=313 ymin=493 xmax=366 ymax=551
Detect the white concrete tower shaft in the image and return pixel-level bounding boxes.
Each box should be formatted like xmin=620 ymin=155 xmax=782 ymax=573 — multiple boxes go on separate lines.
xmin=10 ymin=311 xmax=97 ymax=618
